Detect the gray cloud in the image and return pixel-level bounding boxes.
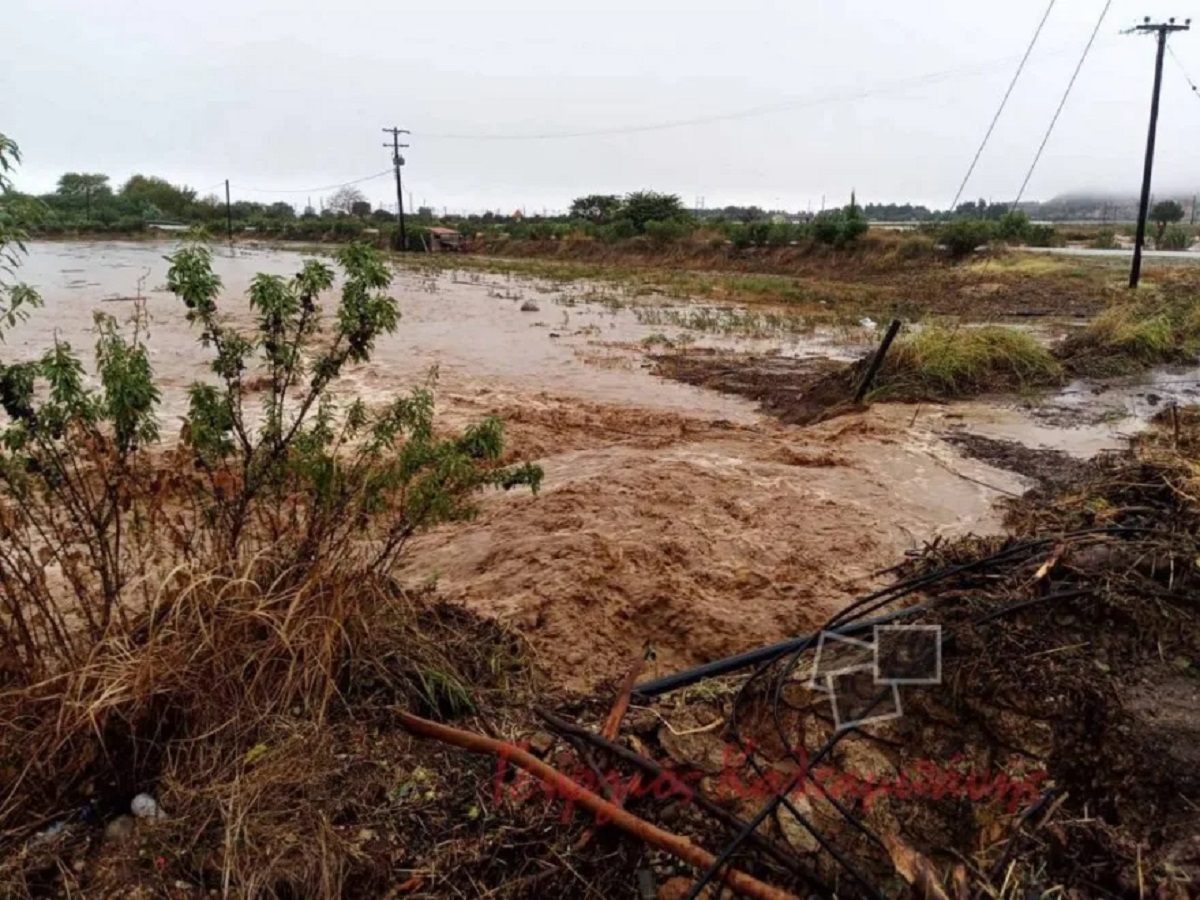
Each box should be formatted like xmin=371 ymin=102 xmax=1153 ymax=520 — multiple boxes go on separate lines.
xmin=5 ymin=0 xmax=1200 ymax=212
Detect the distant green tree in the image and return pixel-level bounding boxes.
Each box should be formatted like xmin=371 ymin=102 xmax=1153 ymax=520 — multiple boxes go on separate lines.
xmin=349 ymin=200 xmax=372 ymax=218
xmin=569 ymin=194 xmax=623 ymax=224
xmin=619 ymin=191 xmax=688 ymax=233
xmin=267 ymin=202 xmax=296 ymax=220
xmin=1151 ymin=200 xmax=1185 ymax=244
xmin=56 ymin=172 xmax=112 ymax=201
xmin=120 ymin=175 xmax=196 ymax=219
xmin=326 ymin=185 xmax=367 ymax=214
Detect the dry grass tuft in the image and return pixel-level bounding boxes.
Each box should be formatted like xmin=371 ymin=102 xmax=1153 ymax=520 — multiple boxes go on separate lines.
xmin=872 ymin=325 xmax=1063 ymax=400
xmin=1058 ymin=283 xmax=1200 ymax=376
xmin=0 ymin=559 xmax=538 ymax=897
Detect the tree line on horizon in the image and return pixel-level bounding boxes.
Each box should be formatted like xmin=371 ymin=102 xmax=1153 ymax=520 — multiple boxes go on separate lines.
xmin=3 ymin=167 xmax=1194 ymax=255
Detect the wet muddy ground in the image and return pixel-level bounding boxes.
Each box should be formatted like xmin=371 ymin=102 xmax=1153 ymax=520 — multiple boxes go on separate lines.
xmin=12 ymin=241 xmax=1197 ymax=689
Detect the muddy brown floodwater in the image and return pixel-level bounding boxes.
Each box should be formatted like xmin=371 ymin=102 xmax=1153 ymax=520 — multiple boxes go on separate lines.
xmin=11 ymin=241 xmax=1191 ymax=689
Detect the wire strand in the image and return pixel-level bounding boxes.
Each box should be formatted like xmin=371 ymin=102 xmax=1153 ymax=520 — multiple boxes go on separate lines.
xmin=235 ymin=169 xmax=393 ymax=195
xmin=950 ymin=0 xmax=1056 ymax=211
xmin=417 ymin=39 xmax=1108 ymax=142
xmin=1167 ymin=44 xmax=1200 ymax=101
xmin=1011 ymin=0 xmax=1113 ymax=208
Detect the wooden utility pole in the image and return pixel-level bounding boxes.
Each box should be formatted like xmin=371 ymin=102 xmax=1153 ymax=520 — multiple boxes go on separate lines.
xmin=1129 ymin=17 xmax=1190 ymax=288
xmin=383 ymin=127 xmax=410 ymax=251
xmin=224 ymin=179 xmax=233 ymax=243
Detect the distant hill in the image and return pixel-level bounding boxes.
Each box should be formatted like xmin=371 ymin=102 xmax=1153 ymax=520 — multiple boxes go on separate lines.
xmin=1016 ymin=192 xmax=1196 ymax=223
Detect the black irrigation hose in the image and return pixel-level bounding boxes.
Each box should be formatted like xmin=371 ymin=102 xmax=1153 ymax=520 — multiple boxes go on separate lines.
xmin=681 ymin=527 xmax=1157 ymax=900
xmin=642 ymin=527 xmax=1156 ymax=699
xmin=633 ymin=604 xmax=927 ymax=698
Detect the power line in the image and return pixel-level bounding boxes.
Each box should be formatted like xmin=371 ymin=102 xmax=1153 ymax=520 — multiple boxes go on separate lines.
xmin=416 ymin=39 xmax=1114 ymax=142
xmin=1011 ymin=0 xmax=1113 ymax=208
xmin=236 ymin=169 xmax=392 ymax=194
xmin=1167 ymin=44 xmax=1200 ymax=100
xmin=950 ymin=0 xmax=1056 ymax=211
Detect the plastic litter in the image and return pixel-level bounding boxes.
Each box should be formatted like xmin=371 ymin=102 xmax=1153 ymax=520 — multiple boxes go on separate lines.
xmin=31 ymin=820 xmax=68 ymax=844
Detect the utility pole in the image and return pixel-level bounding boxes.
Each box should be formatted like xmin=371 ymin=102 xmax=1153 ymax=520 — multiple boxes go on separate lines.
xmin=224 ymin=179 xmax=233 ymax=243
xmin=383 ymin=127 xmax=410 ymax=251
xmin=1129 ymin=17 xmax=1190 ymax=288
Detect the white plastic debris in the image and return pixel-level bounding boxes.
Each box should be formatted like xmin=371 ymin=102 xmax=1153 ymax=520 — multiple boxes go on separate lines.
xmin=32 ymin=820 xmax=68 ymax=844
xmin=859 ymin=317 xmax=877 ymax=330
xmin=130 ymin=793 xmax=165 ymax=819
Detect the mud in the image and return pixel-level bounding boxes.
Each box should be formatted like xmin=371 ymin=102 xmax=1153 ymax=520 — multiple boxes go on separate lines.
xmin=652 ymin=349 xmax=857 ymax=425
xmin=940 ymin=432 xmax=1094 ymax=487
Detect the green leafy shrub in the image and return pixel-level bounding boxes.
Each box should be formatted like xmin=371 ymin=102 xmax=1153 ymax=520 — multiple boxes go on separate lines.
xmin=938 ymin=219 xmax=996 ymax=259
xmin=0 ymin=239 xmax=542 ymax=680
xmin=1159 ymin=223 xmax=1193 ymax=251
xmin=811 ymin=208 xmax=868 ymax=246
xmin=643 ymin=218 xmax=694 ymax=246
xmin=1024 ymin=224 xmax=1060 ymax=248
xmin=997 ymin=210 xmax=1029 ymax=242
xmin=1091 ymin=228 xmax=1117 ymax=250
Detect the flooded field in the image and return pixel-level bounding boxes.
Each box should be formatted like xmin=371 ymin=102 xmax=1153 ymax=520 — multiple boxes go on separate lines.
xmin=12 ymin=240 xmax=1198 ymax=687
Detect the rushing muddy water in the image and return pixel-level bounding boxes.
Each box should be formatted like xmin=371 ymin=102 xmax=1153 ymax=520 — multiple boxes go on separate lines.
xmin=10 ymin=241 xmax=1197 ymax=687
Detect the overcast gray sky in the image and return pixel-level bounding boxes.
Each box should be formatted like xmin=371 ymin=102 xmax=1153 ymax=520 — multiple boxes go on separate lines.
xmin=5 ymin=0 xmax=1200 ymax=213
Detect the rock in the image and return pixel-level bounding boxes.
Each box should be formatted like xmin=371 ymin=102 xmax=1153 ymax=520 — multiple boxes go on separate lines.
xmin=104 ymin=815 xmax=136 ymax=844
xmin=519 ymin=300 xmax=539 ymax=312
xmin=657 ymin=726 xmax=730 ymax=775
xmin=131 ymin=793 xmax=165 ymax=819
xmin=777 ymin=795 xmax=820 ymax=853
xmin=527 ymin=731 xmax=556 ymax=756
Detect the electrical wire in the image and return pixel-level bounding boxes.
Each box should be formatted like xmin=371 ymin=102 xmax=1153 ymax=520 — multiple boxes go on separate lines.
xmin=416 ymin=39 xmax=1110 ymax=142
xmin=1011 ymin=0 xmax=1113 ymax=208
xmin=1167 ymin=44 xmax=1200 ymax=102
xmin=235 ymin=169 xmax=393 ymax=195
xmin=950 ymin=0 xmax=1056 ymax=211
